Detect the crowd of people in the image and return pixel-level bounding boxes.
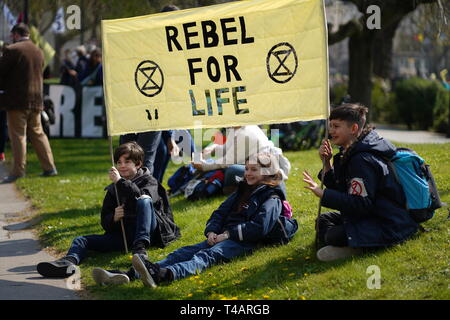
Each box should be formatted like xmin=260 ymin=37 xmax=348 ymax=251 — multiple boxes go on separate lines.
xmin=60 ymin=44 xmax=103 ymax=88
xmin=0 ymin=19 xmax=430 ymax=291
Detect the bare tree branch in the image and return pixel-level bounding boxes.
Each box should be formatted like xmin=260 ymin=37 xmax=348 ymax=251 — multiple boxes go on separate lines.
xmin=328 ymin=19 xmax=362 ymax=45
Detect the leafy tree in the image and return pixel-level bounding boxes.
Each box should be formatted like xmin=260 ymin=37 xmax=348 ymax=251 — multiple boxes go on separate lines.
xmin=328 ymin=0 xmax=442 ymax=113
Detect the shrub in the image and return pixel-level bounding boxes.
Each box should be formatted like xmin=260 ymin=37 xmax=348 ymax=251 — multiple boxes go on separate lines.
xmin=394 ymin=77 xmax=441 ymax=130
xmin=432 ymin=86 xmax=449 ymax=133
xmin=371 ymin=77 xmax=395 ymax=123
xmin=329 ymin=82 xmax=348 ymax=106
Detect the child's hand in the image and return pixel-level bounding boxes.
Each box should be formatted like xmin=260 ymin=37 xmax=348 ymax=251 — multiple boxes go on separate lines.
xmin=207 ymin=232 xmax=217 ymax=246
xmin=215 ymin=232 xmax=229 ymax=244
xmin=319 ymin=139 xmax=332 ymax=162
xmin=109 ymin=166 xmax=121 ymax=183
xmin=114 ymin=205 xmax=125 ymax=222
xmin=303 ymin=170 xmax=324 ymax=198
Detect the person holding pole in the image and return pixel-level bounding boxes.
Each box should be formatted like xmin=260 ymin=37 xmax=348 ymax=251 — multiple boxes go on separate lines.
xmin=91 ymin=152 xmax=298 ymax=287
xmin=37 ymin=142 xmax=180 ymax=278
xmin=303 ymin=103 xmax=419 ymax=262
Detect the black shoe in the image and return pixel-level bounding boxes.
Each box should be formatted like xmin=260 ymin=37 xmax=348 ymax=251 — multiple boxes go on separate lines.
xmin=92 ymin=268 xmax=130 ymax=286
xmin=131 ymin=240 xmax=148 ymax=256
xmin=37 ymin=258 xmax=76 ymax=278
xmin=41 ymin=169 xmax=58 ymax=177
xmin=131 ymin=254 xmax=160 ymax=288
xmin=1 ymin=175 xmax=24 ymax=184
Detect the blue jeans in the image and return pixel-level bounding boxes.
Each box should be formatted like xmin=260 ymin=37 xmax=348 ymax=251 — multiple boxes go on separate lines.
xmin=156 ymin=240 xmax=255 ymax=280
xmin=66 ymin=197 xmax=158 ymax=264
xmin=120 ymin=131 xmax=162 ymax=176
xmin=153 ymin=130 xmax=195 ymax=183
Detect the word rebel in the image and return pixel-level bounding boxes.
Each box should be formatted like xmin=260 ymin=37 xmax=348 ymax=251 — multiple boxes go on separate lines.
xmin=165 ymin=16 xmax=254 ymax=52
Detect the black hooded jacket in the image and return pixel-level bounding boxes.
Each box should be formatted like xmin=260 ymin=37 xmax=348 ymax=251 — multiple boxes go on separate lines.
xmin=101 ymin=167 xmax=180 ymax=247
xmin=320 ymin=130 xmax=418 ymax=247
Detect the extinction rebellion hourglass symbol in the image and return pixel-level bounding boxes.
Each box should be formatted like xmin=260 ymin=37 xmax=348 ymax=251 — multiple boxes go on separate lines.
xmin=266 ymin=42 xmax=298 ymax=84
xmin=135 ymin=60 xmax=164 ymax=97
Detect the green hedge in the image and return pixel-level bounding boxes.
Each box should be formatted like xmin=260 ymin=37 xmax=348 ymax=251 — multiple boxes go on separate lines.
xmin=394 ymin=77 xmax=439 ymax=130
xmin=330 ymin=77 xmax=449 ymax=133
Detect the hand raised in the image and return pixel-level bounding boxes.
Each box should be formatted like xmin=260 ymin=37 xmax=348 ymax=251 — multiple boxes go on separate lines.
xmin=319 ymin=139 xmax=332 ymax=162
xmin=303 ymin=170 xmax=324 ymax=198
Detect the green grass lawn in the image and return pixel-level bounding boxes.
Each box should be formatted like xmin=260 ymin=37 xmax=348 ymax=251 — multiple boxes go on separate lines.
xmin=7 ymin=138 xmax=450 ymax=300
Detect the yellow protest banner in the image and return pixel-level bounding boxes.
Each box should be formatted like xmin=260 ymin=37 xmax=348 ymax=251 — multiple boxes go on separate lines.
xmin=101 ymin=0 xmax=329 ymax=135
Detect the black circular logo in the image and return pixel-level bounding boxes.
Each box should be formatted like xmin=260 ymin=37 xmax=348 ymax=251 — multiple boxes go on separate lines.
xmin=134 ymin=60 xmax=164 ymax=97
xmin=266 ymin=42 xmax=298 ymax=84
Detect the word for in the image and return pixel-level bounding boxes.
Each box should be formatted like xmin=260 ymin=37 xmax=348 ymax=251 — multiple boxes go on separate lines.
xmin=189 ymin=86 xmax=248 ymax=117
xmin=187 ymin=55 xmax=240 ymax=85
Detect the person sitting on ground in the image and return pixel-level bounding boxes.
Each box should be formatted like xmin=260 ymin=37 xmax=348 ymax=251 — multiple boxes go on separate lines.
xmin=36 ymin=142 xmax=180 ymax=278
xmin=302 ymin=103 xmax=419 ymax=262
xmin=192 ymin=125 xmax=291 ymax=195
xmin=91 ymin=152 xmax=298 ymax=287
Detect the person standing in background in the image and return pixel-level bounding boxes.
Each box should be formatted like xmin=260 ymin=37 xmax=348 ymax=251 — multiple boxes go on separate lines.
xmin=0 ymin=23 xmax=57 ymax=183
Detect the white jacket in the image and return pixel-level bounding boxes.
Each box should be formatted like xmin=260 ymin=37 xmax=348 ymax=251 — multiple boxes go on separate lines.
xmin=199 ymin=126 xmax=291 ymax=180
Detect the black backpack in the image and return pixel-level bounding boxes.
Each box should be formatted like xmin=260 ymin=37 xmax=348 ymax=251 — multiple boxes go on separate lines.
xmin=153 ymin=182 xmax=181 ymax=247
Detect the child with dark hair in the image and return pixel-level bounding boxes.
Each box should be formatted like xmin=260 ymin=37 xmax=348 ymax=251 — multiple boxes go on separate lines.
xmin=303 ymin=103 xmax=419 ymax=262
xmin=91 ymin=152 xmax=298 ymax=287
xmin=36 ymin=142 xmax=180 ymax=278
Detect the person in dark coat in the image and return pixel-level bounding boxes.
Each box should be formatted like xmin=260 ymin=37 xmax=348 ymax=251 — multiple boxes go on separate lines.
xmin=36 ymin=142 xmax=180 ymax=278
xmin=0 ymin=23 xmax=57 ymax=182
xmin=91 ymin=152 xmax=298 ymax=287
xmin=303 ymin=103 xmax=419 ymax=262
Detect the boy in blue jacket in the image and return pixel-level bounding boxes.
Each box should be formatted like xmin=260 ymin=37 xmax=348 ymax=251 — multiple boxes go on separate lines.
xmin=92 ymin=152 xmax=298 ymax=287
xmin=303 ymin=104 xmax=418 ymax=262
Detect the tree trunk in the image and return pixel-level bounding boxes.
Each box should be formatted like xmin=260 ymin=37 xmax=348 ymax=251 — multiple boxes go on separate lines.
xmin=373 ymin=20 xmax=401 ymax=79
xmin=348 ymin=31 xmax=376 ymax=113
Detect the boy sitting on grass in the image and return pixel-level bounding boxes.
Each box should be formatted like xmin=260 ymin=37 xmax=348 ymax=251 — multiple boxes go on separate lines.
xmin=91 ymin=152 xmax=298 ymax=286
xmin=303 ymin=103 xmax=419 ymax=262
xmin=37 ymin=142 xmax=180 ymax=278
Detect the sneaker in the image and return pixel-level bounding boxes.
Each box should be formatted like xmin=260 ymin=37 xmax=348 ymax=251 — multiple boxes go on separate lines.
xmin=92 ymin=268 xmax=130 ymax=286
xmin=0 ymin=153 xmax=5 ymax=161
xmin=41 ymin=168 xmax=58 ymax=177
xmin=131 ymin=254 xmax=159 ymax=288
xmin=1 ymin=175 xmax=23 ymax=184
xmin=316 ymin=245 xmax=363 ymax=262
xmin=37 ymin=258 xmax=76 ymax=278
xmin=131 ymin=240 xmax=148 ymax=256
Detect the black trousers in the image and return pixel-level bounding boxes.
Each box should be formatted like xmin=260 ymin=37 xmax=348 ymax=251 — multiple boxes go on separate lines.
xmin=317 ymin=211 xmax=349 ymax=247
